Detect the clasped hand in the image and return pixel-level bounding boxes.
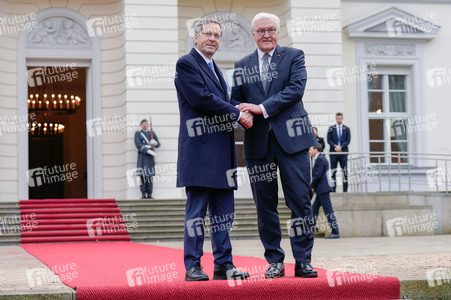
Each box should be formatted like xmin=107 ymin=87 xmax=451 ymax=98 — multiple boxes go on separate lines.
xmin=237 ymin=103 xmax=262 ymax=129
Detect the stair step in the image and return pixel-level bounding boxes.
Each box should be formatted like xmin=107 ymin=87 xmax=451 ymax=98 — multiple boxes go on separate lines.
xmin=20 ymin=199 xmax=116 ymax=204
xmin=20 ymin=235 xmax=130 ymax=243
xmin=20 ymin=203 xmax=118 ymax=209
xmin=21 ymin=208 xmax=121 ymax=214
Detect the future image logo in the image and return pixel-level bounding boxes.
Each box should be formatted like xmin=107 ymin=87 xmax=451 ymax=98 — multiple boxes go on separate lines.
xmin=126 ymin=268 xmax=145 ymax=287
xmin=286 ymin=117 xmax=313 ymax=137
xmin=426 ymin=267 xmax=450 ymax=287
xmin=186 ymin=118 xmax=205 ymax=137
xmin=186 ymin=217 xmax=204 ymax=237
xmin=426 ymin=67 xmax=451 ymax=87
xmin=86 ymin=13 xmax=138 ymax=37
xmin=386 ymin=213 xmax=438 ymax=237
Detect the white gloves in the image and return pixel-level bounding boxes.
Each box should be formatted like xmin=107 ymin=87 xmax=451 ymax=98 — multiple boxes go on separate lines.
xmin=144 ymin=145 xmax=151 ymax=149
xmin=150 ymin=139 xmax=158 ymax=146
xmin=147 ymin=149 xmax=157 ymax=157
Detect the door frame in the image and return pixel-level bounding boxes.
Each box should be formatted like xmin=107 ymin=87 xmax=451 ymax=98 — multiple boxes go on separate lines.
xmin=17 ymin=8 xmax=102 ymax=200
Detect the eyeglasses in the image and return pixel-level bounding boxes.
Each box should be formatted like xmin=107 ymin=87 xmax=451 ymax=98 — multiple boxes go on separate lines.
xmin=200 ymin=32 xmax=222 ymax=40
xmin=255 ymin=28 xmax=278 ymax=36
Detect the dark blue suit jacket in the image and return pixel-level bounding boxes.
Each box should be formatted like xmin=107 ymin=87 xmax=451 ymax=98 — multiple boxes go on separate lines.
xmin=327 ymin=125 xmax=351 ymax=152
xmin=231 ymin=45 xmax=316 ymax=159
xmin=175 ymin=49 xmax=241 ymax=189
xmin=311 ymin=154 xmax=333 ymax=195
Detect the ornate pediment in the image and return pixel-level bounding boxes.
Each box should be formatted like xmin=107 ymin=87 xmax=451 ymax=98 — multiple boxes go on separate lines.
xmin=26 ymin=16 xmax=91 ymax=49
xmin=185 ymin=12 xmax=255 ymax=61
xmin=344 ymin=7 xmax=440 ymax=40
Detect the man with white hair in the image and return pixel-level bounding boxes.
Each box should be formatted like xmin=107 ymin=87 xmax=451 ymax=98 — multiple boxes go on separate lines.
xmin=232 ymin=12 xmax=318 ymax=278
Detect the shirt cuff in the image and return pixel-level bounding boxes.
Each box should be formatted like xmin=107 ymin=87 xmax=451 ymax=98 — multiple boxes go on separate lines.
xmin=260 ymin=104 xmax=269 ymax=119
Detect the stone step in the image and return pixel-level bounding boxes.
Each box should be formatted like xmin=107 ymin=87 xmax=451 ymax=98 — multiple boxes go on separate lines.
xmin=0 ymin=237 xmax=21 ymax=244
xmin=117 ymin=204 xmax=262 ymax=210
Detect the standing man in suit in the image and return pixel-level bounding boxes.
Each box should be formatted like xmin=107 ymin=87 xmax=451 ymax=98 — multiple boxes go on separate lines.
xmin=327 ymin=112 xmax=351 ymax=192
xmin=232 ymin=12 xmax=318 ymax=278
xmin=134 ymin=119 xmax=160 ymax=199
xmin=309 ymin=144 xmax=340 ymax=239
xmin=174 ymin=18 xmax=252 ymax=282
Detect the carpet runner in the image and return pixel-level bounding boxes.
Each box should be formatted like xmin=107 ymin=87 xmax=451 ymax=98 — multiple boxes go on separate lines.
xmin=21 ymin=242 xmax=400 ymax=299
xmin=20 ymin=199 xmax=130 ymax=243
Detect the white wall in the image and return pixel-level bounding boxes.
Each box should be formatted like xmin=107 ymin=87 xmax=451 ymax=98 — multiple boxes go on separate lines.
xmin=124 ymin=0 xmax=180 ymax=199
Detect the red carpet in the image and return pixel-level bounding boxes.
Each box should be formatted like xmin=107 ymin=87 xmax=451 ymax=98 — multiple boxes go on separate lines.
xmin=20 ymin=199 xmax=130 ymax=243
xmin=22 ymin=242 xmax=400 ymax=299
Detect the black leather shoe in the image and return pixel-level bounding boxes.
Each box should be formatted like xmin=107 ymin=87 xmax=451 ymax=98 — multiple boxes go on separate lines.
xmin=295 ymin=262 xmax=318 ymax=278
xmin=324 ymin=233 xmax=340 ymax=239
xmin=213 ymin=262 xmax=250 ymax=280
xmin=185 ymin=265 xmax=209 ymax=281
xmin=265 ymin=262 xmax=285 ymax=278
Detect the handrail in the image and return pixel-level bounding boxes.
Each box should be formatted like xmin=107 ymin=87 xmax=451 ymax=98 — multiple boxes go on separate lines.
xmin=320 ymin=152 xmax=451 ymax=193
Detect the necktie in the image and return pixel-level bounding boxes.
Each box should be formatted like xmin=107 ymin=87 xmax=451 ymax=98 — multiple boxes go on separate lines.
xmin=261 ymin=53 xmax=271 ymax=91
xmin=208 ymin=61 xmax=219 ymax=81
xmin=338 ymin=126 xmax=342 ymax=145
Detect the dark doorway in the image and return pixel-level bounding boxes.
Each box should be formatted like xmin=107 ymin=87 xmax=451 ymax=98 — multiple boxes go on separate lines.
xmin=28 ymin=66 xmax=87 ymax=199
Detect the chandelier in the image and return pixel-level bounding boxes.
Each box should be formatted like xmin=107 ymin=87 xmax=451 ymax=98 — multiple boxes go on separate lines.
xmin=27 ymin=93 xmax=81 ymax=112
xmin=28 ymin=122 xmax=65 ymax=135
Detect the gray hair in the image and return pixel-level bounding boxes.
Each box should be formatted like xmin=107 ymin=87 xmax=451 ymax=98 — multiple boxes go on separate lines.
xmin=195 ymin=18 xmax=222 ymax=35
xmin=251 ymin=12 xmax=280 ymax=31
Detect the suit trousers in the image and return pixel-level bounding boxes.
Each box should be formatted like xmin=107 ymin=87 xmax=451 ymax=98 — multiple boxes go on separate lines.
xmin=330 ymin=154 xmax=348 ymax=192
xmin=183 ymin=186 xmax=234 ymax=270
xmin=312 ymin=193 xmax=339 ymax=235
xmin=246 ymin=134 xmax=314 ymax=264
xmin=140 ymin=176 xmax=153 ymax=195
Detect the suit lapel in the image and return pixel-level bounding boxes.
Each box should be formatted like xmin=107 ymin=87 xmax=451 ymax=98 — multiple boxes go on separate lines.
xmin=248 ymin=51 xmax=265 ymax=96
xmin=265 ymin=45 xmax=285 ymax=96
xmin=190 ymin=49 xmax=225 ymax=94
xmin=213 ymin=61 xmax=230 ymax=102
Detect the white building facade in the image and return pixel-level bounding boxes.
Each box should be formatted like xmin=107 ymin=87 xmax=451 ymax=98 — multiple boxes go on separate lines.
xmin=1 ymin=0 xmax=450 ymax=202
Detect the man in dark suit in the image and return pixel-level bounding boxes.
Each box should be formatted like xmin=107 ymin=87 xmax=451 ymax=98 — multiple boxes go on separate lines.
xmin=327 ymin=112 xmax=351 ymax=192
xmin=313 ymin=127 xmax=325 ymax=152
xmin=309 ymin=144 xmax=340 ymax=239
xmin=174 ymin=18 xmax=252 ymax=282
xmin=232 ymin=12 xmax=318 ymax=278
xmin=134 ymin=119 xmax=160 ymax=199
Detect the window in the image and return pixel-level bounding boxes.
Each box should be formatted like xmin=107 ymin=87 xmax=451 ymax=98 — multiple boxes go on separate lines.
xmin=368 ymin=72 xmax=409 ymax=163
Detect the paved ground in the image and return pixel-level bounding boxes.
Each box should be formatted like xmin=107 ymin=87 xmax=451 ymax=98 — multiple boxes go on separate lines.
xmin=149 ymin=235 xmax=451 ymax=278
xmin=0 ymin=245 xmax=73 ymax=297
xmin=0 ymin=235 xmax=449 ymax=296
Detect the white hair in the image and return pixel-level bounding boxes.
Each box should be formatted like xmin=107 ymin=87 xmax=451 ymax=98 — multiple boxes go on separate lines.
xmin=251 ymin=12 xmax=280 ymax=31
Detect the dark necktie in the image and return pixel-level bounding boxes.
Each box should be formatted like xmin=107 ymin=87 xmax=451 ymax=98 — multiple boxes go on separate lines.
xmin=261 ymin=53 xmax=271 ymax=91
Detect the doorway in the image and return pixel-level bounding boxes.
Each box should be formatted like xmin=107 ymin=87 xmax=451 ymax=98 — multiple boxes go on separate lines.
xmin=27 ymin=66 xmax=87 ymax=199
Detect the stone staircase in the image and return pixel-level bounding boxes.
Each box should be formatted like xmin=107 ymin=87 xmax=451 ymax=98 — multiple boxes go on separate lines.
xmin=0 ymin=202 xmax=21 ymax=244
xmin=1 ymin=192 xmax=446 ymax=244
xmin=116 ymin=198 xmax=305 ymax=242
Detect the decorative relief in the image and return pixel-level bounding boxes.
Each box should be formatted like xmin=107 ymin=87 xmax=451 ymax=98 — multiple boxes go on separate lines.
xmin=365 ymin=43 xmax=415 ymax=56
xmin=26 ymin=17 xmax=91 ymax=49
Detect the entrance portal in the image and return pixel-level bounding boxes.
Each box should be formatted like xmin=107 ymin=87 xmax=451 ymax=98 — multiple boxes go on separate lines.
xmin=27 ymin=66 xmax=87 ymax=199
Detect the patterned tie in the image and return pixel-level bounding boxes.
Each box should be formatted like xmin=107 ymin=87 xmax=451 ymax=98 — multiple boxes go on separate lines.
xmin=261 ymin=53 xmax=271 ymax=91
xmin=208 ymin=61 xmax=219 ymax=81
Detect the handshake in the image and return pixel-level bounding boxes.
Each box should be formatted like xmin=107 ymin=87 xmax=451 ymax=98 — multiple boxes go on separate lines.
xmin=237 ymin=103 xmax=262 ymax=129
